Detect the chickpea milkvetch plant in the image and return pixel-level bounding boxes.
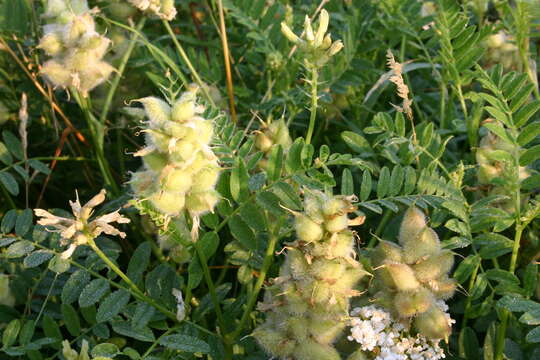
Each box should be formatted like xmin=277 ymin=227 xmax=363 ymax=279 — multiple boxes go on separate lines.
xmin=0 ymin=0 xmax=539 ymax=359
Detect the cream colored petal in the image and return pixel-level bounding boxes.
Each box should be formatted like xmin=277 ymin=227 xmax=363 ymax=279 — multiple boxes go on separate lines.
xmin=60 ymin=243 xmax=77 ymax=259
xmin=314 ymin=9 xmax=329 ymax=47
xmin=60 ymin=224 xmax=77 ymax=239
xmin=94 ymin=210 xmax=131 ymax=225
xmin=304 ymin=15 xmax=314 ymax=42
xmin=84 ymin=189 xmax=107 ymax=209
xmin=280 ymin=22 xmax=300 ymax=44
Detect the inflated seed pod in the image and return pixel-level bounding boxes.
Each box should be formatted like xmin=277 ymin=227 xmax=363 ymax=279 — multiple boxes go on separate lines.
xmin=369 ymin=206 xmax=456 ymax=340
xmin=39 ymin=0 xmax=112 ymax=95
xmin=131 ymin=87 xmax=221 ymax=226
xmin=254 ymin=117 xmax=292 ymax=172
xmin=255 ymin=190 xmax=365 ymax=358
xmin=414 ymin=305 xmax=451 ymax=340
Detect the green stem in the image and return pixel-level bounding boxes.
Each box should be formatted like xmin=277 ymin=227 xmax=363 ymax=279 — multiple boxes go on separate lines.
xmin=193 ymin=240 xmax=233 ymax=356
xmin=494 ymin=146 xmax=524 ymax=360
xmin=88 ymin=238 xmax=145 ymax=296
xmin=162 ymin=20 xmax=216 ymax=107
xmin=305 ymin=67 xmax=319 ymax=145
xmin=228 ymin=227 xmax=281 ymax=341
xmin=461 ymin=260 xmax=480 ymax=331
xmin=99 ymin=17 xmax=146 ymax=125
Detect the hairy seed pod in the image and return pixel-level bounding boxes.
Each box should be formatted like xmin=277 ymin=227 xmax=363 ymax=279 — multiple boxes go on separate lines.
xmin=398 ymin=207 xmax=427 ymax=246
xmin=295 ymin=214 xmax=324 ymax=243
xmin=293 ymin=339 xmax=341 ymax=360
xmin=325 ymin=214 xmax=349 ymax=233
xmin=255 ymin=191 xmax=363 ymax=358
xmin=385 ymin=262 xmax=420 ymax=291
xmin=413 ymin=250 xmax=454 ymax=282
xmin=402 ymin=227 xmax=441 ymax=264
xmin=414 ymin=305 xmax=451 ymax=340
xmin=394 ymin=288 xmax=433 ymax=318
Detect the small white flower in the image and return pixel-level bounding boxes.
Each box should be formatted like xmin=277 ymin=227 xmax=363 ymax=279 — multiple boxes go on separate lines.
xmin=34 ymin=189 xmax=130 ymax=259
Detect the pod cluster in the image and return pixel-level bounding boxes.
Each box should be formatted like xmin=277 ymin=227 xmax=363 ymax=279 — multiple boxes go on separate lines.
xmin=39 ymin=0 xmax=113 ymax=95
xmin=476 ymin=132 xmax=530 ymax=212
xmin=254 ymin=191 xmax=367 ymax=360
xmin=370 ymin=207 xmax=456 ymax=341
xmin=130 ymin=87 xmax=220 ymax=218
xmin=127 ymin=0 xmax=176 ymax=20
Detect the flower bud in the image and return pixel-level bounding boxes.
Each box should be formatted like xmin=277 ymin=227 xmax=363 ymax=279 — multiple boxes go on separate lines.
xmin=137 ymin=97 xmax=172 ymax=126
xmin=327 ymin=40 xmax=344 ymax=57
xmin=281 ymin=22 xmax=301 ymax=44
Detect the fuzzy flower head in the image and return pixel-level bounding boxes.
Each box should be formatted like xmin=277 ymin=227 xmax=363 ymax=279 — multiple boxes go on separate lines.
xmin=34 ymin=189 xmax=130 ymax=259
xmin=129 ymin=85 xmax=221 ymax=238
xmin=281 ymin=9 xmax=343 ymax=68
xmin=39 ymin=0 xmax=114 ymax=95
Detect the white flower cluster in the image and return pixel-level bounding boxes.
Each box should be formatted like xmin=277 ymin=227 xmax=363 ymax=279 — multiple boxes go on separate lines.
xmin=127 ymin=0 xmax=176 ymax=20
xmin=348 ymin=305 xmax=452 ymax=360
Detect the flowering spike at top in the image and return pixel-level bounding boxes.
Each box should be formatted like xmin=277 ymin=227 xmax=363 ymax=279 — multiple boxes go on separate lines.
xmin=39 ymin=0 xmax=113 ymax=95
xmin=280 ymin=8 xmax=343 ymax=68
xmin=127 ymin=0 xmax=177 ymax=20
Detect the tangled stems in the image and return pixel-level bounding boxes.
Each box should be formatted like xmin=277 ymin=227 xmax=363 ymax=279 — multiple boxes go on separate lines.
xmin=305 ymin=66 xmax=319 ymax=145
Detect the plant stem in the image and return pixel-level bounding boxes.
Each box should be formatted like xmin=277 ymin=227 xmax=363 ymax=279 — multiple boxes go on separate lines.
xmin=306 ymin=66 xmax=319 ymax=145
xmin=88 ymin=238 xmax=143 ymax=296
xmin=494 ymin=143 xmax=524 ymax=360
xmin=162 ymin=20 xmax=216 ymax=108
xmin=228 ymin=229 xmax=280 ymax=341
xmin=216 ymin=0 xmax=237 ymax=122
xmin=99 ymin=17 xmax=146 ymax=125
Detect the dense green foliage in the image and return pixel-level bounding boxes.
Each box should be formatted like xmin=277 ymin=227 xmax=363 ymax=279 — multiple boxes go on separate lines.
xmin=0 ymin=0 xmax=539 ymax=359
